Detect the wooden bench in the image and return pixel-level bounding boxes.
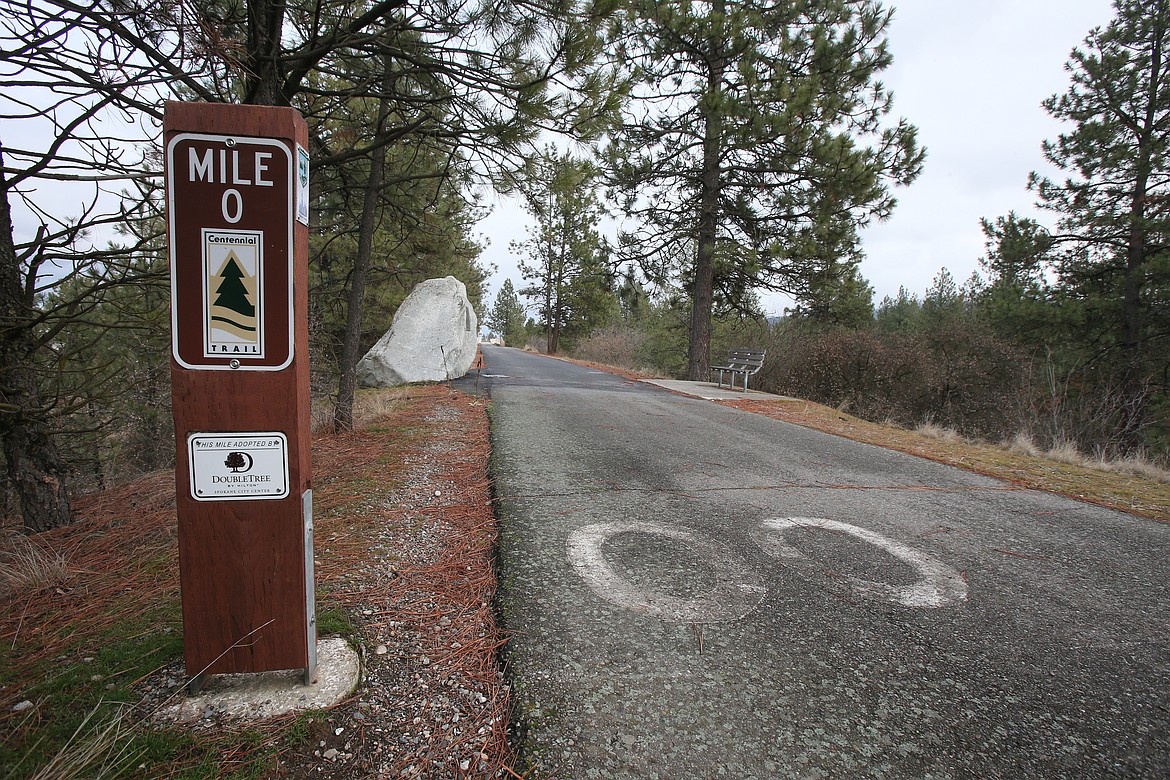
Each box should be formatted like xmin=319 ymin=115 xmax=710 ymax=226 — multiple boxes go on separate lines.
xmin=710 ymin=349 xmax=766 ymax=392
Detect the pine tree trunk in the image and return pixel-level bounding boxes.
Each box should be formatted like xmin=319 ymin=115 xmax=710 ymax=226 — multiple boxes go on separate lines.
xmin=1 ymin=409 xmax=73 ymax=532
xmin=0 ymin=150 xmax=73 ymax=531
xmin=1120 ymin=188 xmax=1151 ymax=452
xmin=1117 ymin=10 xmax=1167 ymax=452
xmin=549 ymin=231 xmax=567 ymax=355
xmin=244 ymin=0 xmax=289 ymax=106
xmin=687 ymin=22 xmax=725 ymax=381
xmin=334 ymin=86 xmax=391 ymax=432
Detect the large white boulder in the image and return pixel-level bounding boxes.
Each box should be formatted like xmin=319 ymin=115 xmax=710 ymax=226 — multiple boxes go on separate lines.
xmin=356 ymin=276 xmax=478 ymax=386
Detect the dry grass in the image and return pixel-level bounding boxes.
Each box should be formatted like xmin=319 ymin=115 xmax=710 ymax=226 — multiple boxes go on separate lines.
xmin=0 ymin=531 xmax=72 ymax=599
xmin=1002 ymin=433 xmax=1170 ymax=483
xmin=721 ymin=397 xmax=1170 ymax=522
xmin=310 ymin=386 xmax=407 ymax=433
xmin=23 ymin=704 xmax=141 ymax=780
xmin=1046 ymin=440 xmax=1086 ymax=466
xmin=1096 ymin=456 xmax=1170 ymax=484
xmin=1006 ymin=432 xmax=1043 ymax=458
xmin=915 ymin=421 xmax=962 ymax=443
xmin=353 ymin=386 xmax=408 ymax=426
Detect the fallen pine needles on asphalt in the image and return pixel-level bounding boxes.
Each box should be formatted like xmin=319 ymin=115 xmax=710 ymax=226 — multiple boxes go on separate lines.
xmin=289 ymin=384 xmax=516 ymax=778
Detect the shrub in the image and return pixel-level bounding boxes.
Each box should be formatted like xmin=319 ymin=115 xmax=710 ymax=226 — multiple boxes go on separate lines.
xmin=752 ymin=321 xmax=1029 ymax=442
xmin=1024 ymin=360 xmax=1160 ymax=461
xmin=1007 ymin=432 xmax=1042 ymax=457
xmin=572 ymin=326 xmax=649 ymax=370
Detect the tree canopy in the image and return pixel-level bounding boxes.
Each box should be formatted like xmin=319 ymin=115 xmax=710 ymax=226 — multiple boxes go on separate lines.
xmin=1026 ymin=0 xmax=1170 ymax=451
xmin=603 ymin=0 xmax=922 ymax=377
xmin=487 ymin=279 xmax=529 ymax=346
xmin=0 ymin=0 xmax=619 ymax=529
xmin=511 ymin=146 xmax=614 ymax=353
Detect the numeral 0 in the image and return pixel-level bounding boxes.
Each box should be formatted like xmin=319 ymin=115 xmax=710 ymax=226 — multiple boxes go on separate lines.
xmin=222 ymin=188 xmax=243 ymax=223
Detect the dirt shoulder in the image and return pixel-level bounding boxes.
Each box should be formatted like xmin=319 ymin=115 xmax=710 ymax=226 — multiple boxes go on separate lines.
xmin=720 ymin=397 xmax=1170 ymax=523
xmin=0 ymin=385 xmax=516 ymax=779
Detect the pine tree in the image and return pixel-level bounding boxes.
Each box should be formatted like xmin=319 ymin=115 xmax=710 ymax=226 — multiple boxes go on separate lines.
xmin=977 ymin=213 xmax=1053 ymax=342
xmin=875 ymin=287 xmax=922 ymax=333
xmin=793 ymin=262 xmax=875 ymax=330
xmin=1029 ymin=0 xmax=1170 ymax=451
xmin=213 ymin=256 xmax=254 ymax=318
xmin=487 ymin=280 xmax=527 ymax=347
xmin=511 ymin=147 xmax=610 ymax=354
xmin=606 ymin=0 xmax=922 ymax=378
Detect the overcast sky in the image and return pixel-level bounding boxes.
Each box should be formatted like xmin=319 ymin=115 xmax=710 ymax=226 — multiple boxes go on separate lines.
xmin=477 ymin=0 xmax=1119 ymax=315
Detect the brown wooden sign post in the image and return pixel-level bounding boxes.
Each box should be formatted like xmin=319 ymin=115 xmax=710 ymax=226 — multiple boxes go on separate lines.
xmin=164 ymin=102 xmax=315 ymax=690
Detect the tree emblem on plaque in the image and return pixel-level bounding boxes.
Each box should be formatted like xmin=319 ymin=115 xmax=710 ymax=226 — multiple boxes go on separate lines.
xmin=211 ymin=252 xmax=257 ymax=338
xmin=224 ymin=451 xmax=253 ymax=473
xmin=202 ymin=230 xmax=264 ymax=358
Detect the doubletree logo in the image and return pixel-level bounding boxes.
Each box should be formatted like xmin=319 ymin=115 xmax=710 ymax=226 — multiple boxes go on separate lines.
xmin=224 ymin=452 xmax=254 ymax=473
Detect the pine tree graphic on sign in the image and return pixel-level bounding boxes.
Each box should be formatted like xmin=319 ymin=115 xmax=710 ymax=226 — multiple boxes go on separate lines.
xmin=214 ymin=255 xmax=255 ymax=317
xmin=209 ymin=251 xmax=257 ymax=338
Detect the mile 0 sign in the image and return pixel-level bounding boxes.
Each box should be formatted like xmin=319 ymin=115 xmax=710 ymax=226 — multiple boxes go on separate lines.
xmin=165 ymin=102 xmax=315 ymax=685
xmin=167 ymin=131 xmax=294 ymax=370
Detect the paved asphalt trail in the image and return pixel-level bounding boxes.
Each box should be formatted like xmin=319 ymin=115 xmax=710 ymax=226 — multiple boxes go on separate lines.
xmin=459 ymin=346 xmax=1170 ymax=779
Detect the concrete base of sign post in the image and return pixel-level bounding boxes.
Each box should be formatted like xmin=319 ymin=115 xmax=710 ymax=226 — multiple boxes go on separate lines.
xmin=156 ymin=638 xmax=360 ymax=723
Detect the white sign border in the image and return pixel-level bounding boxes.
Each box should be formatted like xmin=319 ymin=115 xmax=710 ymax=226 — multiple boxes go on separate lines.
xmin=201 ymin=228 xmax=266 ymax=359
xmin=187 ymin=431 xmax=290 ymax=502
xmin=166 ymin=132 xmax=294 ymax=372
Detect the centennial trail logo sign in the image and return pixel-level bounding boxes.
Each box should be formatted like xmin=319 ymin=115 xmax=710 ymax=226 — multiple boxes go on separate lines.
xmin=165 ymin=102 xmax=315 ymax=688
xmin=168 ymin=131 xmax=294 ymax=370
xmin=205 ymin=240 xmax=262 ymax=356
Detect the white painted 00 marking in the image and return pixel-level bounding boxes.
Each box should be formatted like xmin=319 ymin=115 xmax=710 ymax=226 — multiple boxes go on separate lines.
xmin=567 ymin=521 xmax=767 ymax=623
xmin=753 ymin=517 xmax=968 ymax=608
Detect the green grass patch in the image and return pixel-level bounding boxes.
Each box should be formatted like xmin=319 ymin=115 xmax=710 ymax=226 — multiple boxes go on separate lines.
xmin=315 ymin=604 xmax=356 ymax=638
xmin=1 ymin=594 xmax=307 ymax=779
xmin=2 ymin=614 xmax=185 ymax=778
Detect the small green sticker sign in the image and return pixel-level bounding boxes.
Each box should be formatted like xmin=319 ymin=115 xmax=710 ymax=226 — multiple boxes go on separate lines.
xmin=296 ymin=145 xmax=310 ymax=225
